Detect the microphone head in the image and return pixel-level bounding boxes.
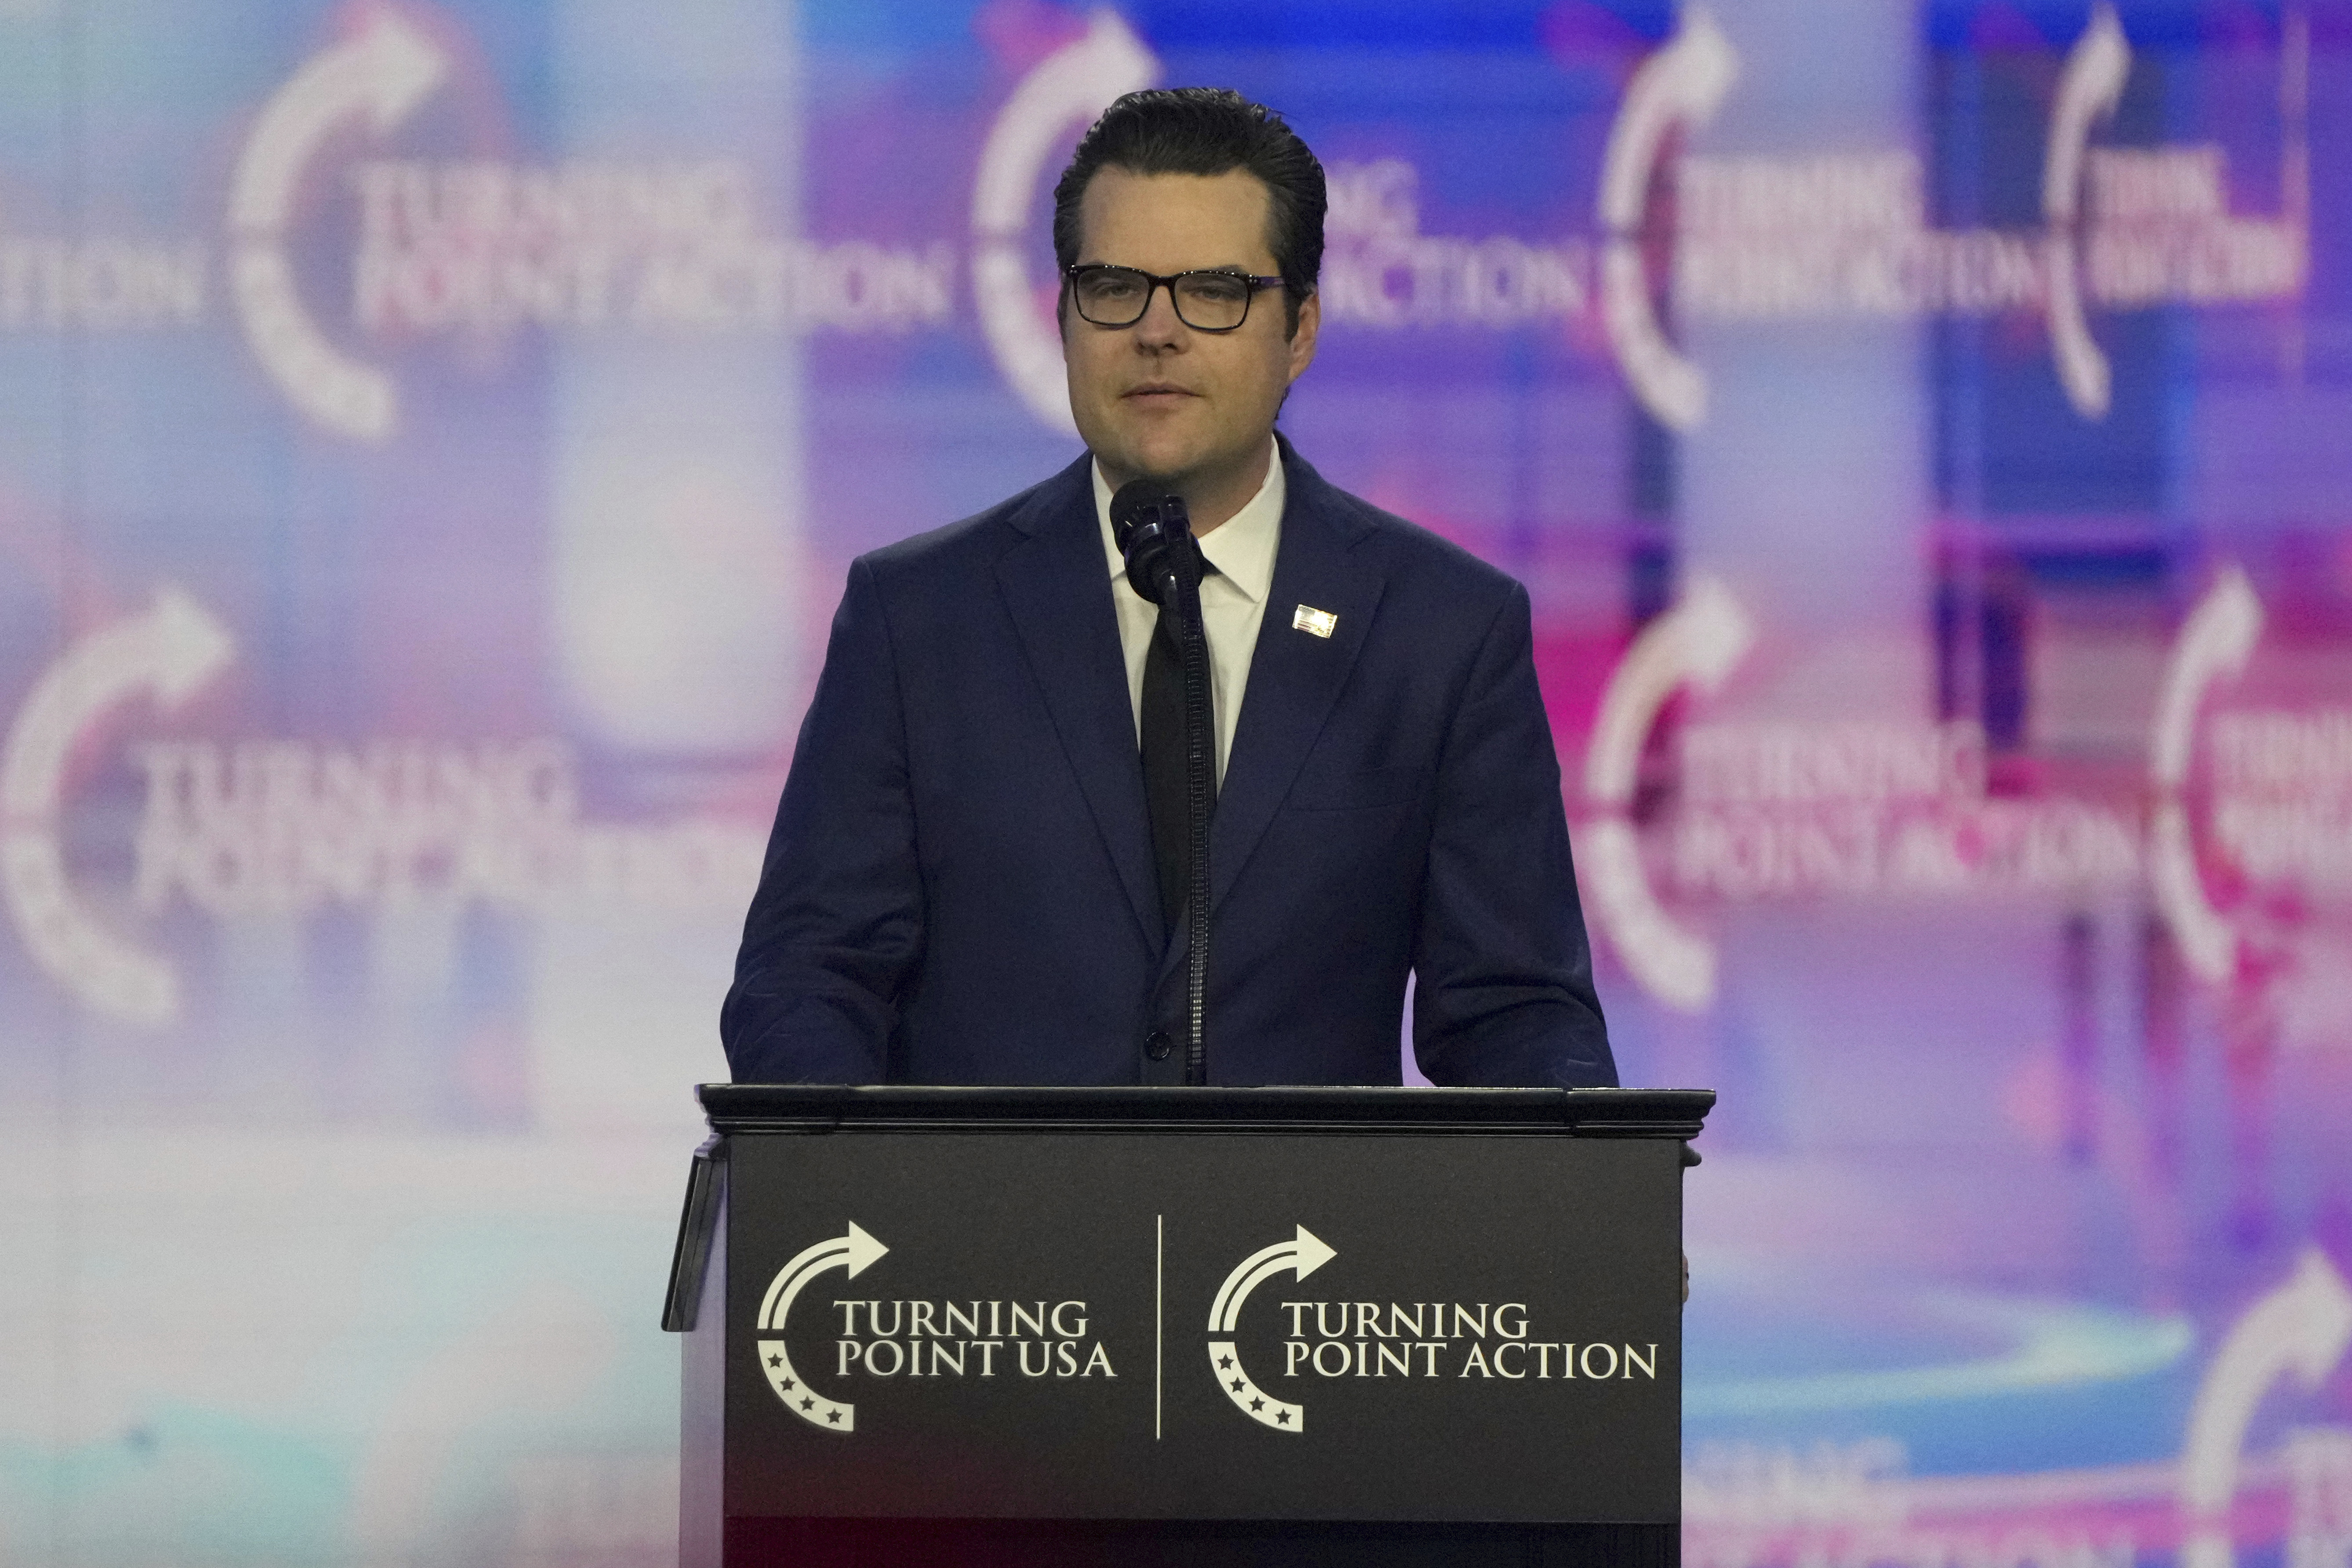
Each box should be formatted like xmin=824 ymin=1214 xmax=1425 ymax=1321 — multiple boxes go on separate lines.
xmin=1109 ymin=481 xmax=1190 ymax=553
xmin=1109 ymin=482 xmax=1196 ymax=609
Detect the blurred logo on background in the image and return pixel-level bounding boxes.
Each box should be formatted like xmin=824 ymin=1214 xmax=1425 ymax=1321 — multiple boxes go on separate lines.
xmin=0 ymin=588 xmax=762 ymax=1025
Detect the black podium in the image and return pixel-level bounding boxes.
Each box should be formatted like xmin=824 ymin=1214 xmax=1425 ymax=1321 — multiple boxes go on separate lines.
xmin=665 ymin=1085 xmax=1711 ymax=1567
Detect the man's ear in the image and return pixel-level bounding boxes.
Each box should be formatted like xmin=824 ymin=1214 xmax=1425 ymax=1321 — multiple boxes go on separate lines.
xmin=1285 ymin=289 xmax=1321 ymax=382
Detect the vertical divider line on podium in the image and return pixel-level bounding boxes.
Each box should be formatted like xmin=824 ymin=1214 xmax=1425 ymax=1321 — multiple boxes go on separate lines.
xmin=1155 ymin=1212 xmax=1165 ymax=1441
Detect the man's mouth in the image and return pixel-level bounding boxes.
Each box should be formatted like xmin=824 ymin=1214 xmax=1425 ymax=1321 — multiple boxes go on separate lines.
xmin=1124 ymin=383 xmax=1195 ymax=401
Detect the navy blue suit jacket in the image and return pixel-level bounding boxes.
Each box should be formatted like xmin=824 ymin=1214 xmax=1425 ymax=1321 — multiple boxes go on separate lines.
xmin=722 ymin=442 xmax=1614 ymax=1088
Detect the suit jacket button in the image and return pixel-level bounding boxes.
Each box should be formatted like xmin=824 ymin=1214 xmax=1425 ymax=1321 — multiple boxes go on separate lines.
xmin=1144 ymin=1030 xmax=1173 ymax=1061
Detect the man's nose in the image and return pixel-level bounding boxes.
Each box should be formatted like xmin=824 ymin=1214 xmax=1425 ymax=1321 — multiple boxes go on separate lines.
xmin=1132 ymin=281 xmax=1188 ymax=345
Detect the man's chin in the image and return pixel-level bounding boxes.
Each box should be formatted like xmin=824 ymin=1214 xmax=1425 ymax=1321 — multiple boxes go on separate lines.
xmin=1094 ymin=445 xmax=1202 ymax=494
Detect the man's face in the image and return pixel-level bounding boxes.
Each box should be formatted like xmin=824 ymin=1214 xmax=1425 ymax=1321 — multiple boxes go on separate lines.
xmin=1062 ymin=167 xmax=1320 ymax=524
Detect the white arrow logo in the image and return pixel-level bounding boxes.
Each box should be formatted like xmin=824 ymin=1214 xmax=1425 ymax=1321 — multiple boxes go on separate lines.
xmin=2147 ymin=567 xmax=2264 ymax=984
xmin=1597 ymin=8 xmax=1738 ymax=430
xmin=1581 ymin=576 xmax=1753 ymax=1012
xmin=1 ymin=587 xmax=236 ymax=1024
xmin=2179 ymin=1248 xmax=2352 ymax=1568
xmin=229 ymin=12 xmax=446 ymax=440
xmin=754 ymin=1223 xmax=890 ymax=1433
xmin=969 ymin=10 xmax=1159 ymax=434
xmin=2042 ymin=5 xmax=2133 ymax=420
xmin=1207 ymin=1225 xmax=1336 ymax=1432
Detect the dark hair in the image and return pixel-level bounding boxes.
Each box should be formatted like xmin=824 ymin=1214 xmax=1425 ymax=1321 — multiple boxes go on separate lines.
xmin=1051 ymin=87 xmax=1326 ymax=335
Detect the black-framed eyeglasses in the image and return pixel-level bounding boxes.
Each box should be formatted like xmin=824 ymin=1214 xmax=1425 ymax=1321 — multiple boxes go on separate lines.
xmin=1064 ymin=265 xmax=1285 ymax=332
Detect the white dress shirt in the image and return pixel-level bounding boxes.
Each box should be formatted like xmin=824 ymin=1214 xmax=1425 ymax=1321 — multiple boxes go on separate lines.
xmin=1093 ymin=440 xmax=1285 ymax=786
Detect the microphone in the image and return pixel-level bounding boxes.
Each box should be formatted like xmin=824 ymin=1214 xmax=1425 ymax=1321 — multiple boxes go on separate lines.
xmin=1109 ymin=481 xmax=1199 ymax=607
xmin=1107 ymin=478 xmax=1215 ymax=1089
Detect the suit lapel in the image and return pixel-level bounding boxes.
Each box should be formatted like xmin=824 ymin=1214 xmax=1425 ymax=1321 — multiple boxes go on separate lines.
xmin=1157 ymin=449 xmax=1385 ymax=985
xmin=994 ymin=459 xmax=1164 ymax=949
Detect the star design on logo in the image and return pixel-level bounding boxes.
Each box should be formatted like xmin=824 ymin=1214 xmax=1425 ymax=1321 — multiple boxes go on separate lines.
xmin=801 ymin=1397 xmax=814 ymax=1412
xmin=767 ymin=1354 xmax=782 ymax=1368
xmin=780 ymin=1379 xmax=795 ymax=1391
xmin=1250 ymin=1397 xmax=1264 ymax=1412
xmin=1276 ymin=1410 xmax=1291 ymax=1425
xmin=1230 ymin=1378 xmax=1245 ymax=1393
xmin=828 ymin=1410 xmax=842 ymax=1424
xmin=1219 ymin=1355 xmax=1233 ymax=1370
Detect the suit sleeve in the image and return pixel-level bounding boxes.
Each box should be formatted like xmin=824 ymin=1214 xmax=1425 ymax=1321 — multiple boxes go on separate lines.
xmin=1410 ymin=582 xmax=1617 ymax=1088
xmin=721 ymin=557 xmax=922 ymax=1082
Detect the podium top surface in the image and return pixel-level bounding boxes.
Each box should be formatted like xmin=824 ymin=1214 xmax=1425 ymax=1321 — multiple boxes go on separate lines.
xmin=697 ymin=1084 xmax=1712 ymax=1139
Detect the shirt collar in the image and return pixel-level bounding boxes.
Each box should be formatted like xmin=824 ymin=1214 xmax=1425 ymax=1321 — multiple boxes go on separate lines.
xmin=1093 ymin=440 xmax=1285 ymax=606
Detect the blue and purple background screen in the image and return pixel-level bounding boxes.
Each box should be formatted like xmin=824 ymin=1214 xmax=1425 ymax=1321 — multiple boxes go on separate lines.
xmin=4 ymin=1 xmax=2350 ymax=1563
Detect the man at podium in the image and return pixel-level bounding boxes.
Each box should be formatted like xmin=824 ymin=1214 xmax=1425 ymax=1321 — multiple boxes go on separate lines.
xmin=722 ymin=88 xmax=1614 ymax=1093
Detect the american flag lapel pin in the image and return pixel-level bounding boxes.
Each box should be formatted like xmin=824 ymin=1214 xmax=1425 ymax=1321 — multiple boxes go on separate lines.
xmin=1292 ymin=604 xmax=1337 ymax=639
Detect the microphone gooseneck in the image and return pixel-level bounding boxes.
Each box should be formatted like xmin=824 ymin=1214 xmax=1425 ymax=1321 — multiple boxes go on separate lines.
xmin=1108 ymin=480 xmax=1215 ymax=1089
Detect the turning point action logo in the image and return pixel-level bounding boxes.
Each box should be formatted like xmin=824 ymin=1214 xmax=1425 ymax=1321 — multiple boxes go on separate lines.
xmin=1581 ymin=562 xmax=2345 ymax=1015
xmin=224 ymin=9 xmax=949 ymax=442
xmin=0 ymin=587 xmax=764 ymax=1025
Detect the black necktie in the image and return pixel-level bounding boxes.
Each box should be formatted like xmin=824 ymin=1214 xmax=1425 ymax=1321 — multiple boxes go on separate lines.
xmin=1141 ymin=565 xmax=1217 ymax=936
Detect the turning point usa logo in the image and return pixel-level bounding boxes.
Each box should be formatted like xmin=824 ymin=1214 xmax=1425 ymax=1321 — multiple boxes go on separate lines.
xmin=751 ymin=1223 xmax=1120 ymax=1434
